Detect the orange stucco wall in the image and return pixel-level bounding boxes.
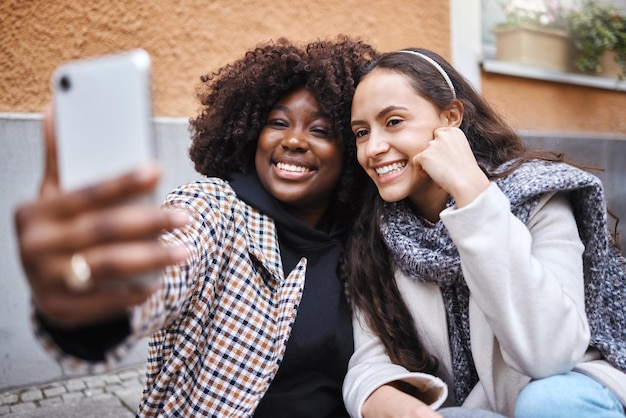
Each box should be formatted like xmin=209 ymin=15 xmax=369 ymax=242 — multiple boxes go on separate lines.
xmin=481 ymin=72 xmax=626 ymax=134
xmin=2 ymin=1 xmax=624 ymax=135
xmin=0 ymin=0 xmax=449 ymax=117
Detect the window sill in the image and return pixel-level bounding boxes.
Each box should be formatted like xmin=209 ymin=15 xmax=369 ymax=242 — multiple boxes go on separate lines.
xmin=482 ymin=59 xmax=626 ymax=92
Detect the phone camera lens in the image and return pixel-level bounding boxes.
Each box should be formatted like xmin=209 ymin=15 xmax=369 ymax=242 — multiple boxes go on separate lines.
xmin=59 ymin=75 xmax=71 ymax=92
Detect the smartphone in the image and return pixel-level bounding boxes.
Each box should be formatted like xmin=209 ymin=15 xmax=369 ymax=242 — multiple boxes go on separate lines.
xmin=52 ymin=49 xmax=155 ymax=192
xmin=53 ymin=49 xmax=159 ymax=287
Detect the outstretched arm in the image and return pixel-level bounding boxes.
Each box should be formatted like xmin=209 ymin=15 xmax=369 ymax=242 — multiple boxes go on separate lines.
xmin=14 ymin=105 xmax=190 ymax=337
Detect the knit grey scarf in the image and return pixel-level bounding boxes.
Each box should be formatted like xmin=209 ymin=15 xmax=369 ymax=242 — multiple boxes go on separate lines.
xmin=380 ymin=159 xmax=626 ymax=404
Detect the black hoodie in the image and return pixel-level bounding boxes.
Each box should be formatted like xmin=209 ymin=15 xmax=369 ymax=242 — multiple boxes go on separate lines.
xmin=229 ymin=173 xmax=353 ymax=418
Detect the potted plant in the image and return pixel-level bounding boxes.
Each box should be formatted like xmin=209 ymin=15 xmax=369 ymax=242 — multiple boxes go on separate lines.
xmin=492 ymin=0 xmax=577 ymax=72
xmin=567 ymin=0 xmax=626 ymax=79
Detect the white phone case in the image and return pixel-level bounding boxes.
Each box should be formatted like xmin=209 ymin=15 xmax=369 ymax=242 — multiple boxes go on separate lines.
xmin=53 ymin=49 xmax=154 ymax=191
xmin=53 ymin=50 xmax=159 ymax=288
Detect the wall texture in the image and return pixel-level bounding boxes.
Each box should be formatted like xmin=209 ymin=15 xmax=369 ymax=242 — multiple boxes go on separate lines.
xmin=2 ymin=1 xmax=624 ymax=134
xmin=0 ymin=0 xmax=449 ymax=117
xmin=482 ymin=73 xmax=626 ymax=134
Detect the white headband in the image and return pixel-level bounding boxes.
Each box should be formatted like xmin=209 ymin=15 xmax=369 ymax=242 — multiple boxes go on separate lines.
xmin=397 ymin=50 xmax=456 ymax=99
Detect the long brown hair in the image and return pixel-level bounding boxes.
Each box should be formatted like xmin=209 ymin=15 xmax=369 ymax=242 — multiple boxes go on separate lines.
xmin=342 ymin=48 xmax=563 ymax=373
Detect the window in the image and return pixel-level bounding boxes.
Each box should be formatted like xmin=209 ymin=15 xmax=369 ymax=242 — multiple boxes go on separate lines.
xmin=450 ymin=0 xmax=626 ymax=91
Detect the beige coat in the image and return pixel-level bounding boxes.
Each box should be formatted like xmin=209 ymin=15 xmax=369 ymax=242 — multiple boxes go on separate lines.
xmin=343 ymin=184 xmax=626 ymax=418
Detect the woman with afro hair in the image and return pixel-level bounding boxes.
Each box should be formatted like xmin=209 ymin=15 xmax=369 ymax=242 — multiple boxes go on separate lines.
xmin=15 ymin=36 xmax=379 ymax=416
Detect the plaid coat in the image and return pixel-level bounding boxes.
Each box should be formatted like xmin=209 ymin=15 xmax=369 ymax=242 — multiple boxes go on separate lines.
xmin=37 ymin=178 xmax=306 ymax=417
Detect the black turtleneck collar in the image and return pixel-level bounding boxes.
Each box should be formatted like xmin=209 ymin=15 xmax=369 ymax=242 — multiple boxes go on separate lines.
xmin=228 ymin=172 xmax=347 ymax=248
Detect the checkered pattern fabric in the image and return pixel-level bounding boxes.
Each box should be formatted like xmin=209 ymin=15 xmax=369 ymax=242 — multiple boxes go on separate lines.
xmin=36 ymin=178 xmax=306 ymax=417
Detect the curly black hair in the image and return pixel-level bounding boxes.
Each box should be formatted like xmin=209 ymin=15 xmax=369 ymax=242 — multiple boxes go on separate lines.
xmin=189 ymin=35 xmax=379 ymax=220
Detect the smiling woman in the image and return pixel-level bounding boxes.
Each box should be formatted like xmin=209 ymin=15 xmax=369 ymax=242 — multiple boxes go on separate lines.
xmin=342 ymin=47 xmax=626 ymax=418
xmin=14 ymin=36 xmax=380 ymax=417
xmin=351 ymin=67 xmax=471 ymax=221
xmin=255 ymin=87 xmax=344 ymax=228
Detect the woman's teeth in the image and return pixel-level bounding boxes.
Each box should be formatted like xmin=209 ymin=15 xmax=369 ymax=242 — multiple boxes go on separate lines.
xmin=375 ymin=162 xmax=406 ymax=176
xmin=276 ymin=162 xmax=311 ymax=173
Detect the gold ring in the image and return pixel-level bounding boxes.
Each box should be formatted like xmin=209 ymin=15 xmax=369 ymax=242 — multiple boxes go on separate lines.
xmin=64 ymin=253 xmax=93 ymax=292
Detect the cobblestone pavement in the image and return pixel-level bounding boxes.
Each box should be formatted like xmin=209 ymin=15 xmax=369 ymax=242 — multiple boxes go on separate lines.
xmin=0 ymin=365 xmax=145 ymax=417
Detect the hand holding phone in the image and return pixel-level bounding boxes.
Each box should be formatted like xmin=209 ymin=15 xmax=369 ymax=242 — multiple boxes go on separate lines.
xmin=44 ymin=49 xmax=171 ymax=292
xmin=14 ymin=50 xmax=190 ymax=328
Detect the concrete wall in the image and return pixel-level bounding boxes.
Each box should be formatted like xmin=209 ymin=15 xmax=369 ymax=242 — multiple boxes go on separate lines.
xmin=2 ymin=114 xmax=625 ymax=391
xmin=524 ymin=133 xmax=626 ymax=250
xmin=523 ymin=133 xmax=626 ymax=251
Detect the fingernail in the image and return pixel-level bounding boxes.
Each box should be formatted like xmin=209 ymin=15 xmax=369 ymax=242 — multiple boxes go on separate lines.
xmin=171 ymin=245 xmax=190 ymax=262
xmin=169 ymin=210 xmax=193 ymax=226
xmin=134 ymin=163 xmax=161 ymax=182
